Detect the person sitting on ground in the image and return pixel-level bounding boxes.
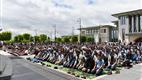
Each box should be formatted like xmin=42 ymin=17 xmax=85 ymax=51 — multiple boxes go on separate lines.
xmin=76 ymin=49 xmax=85 ymax=70
xmin=106 ymin=50 xmax=118 ymax=70
xmin=91 ymin=51 xmax=105 ymax=76
xmin=122 ymin=49 xmax=133 ymax=68
xmin=82 ymin=49 xmax=95 ymax=73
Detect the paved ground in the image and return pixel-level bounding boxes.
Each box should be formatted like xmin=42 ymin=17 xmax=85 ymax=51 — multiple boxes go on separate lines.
xmin=0 ymin=50 xmax=81 ymax=80
xmin=98 ymin=63 xmax=142 ymax=80
xmin=1 ymin=50 xmax=142 ymax=80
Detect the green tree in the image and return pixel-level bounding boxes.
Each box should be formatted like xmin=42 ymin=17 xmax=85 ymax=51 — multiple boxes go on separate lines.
xmin=80 ymin=36 xmax=86 ymax=43
xmin=86 ymin=37 xmax=94 ymax=42
xmin=30 ymin=36 xmax=34 ymax=42
xmin=14 ymin=36 xmax=19 ymax=42
xmin=62 ymin=37 xmax=70 ymax=43
xmin=47 ymin=37 xmax=50 ymax=42
xmin=56 ymin=37 xmax=62 ymax=43
xmin=23 ymin=33 xmax=31 ymax=41
xmin=0 ymin=33 xmax=2 ymax=40
xmin=18 ymin=35 xmax=24 ymax=42
xmin=39 ymin=34 xmax=47 ymax=42
xmin=71 ymin=36 xmax=78 ymax=42
xmin=14 ymin=35 xmax=23 ymax=42
xmin=34 ymin=36 xmax=40 ymax=42
xmin=0 ymin=31 xmax=12 ymax=41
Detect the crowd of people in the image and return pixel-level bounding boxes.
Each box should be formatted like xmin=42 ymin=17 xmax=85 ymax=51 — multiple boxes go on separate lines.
xmin=3 ymin=42 xmax=142 ymax=76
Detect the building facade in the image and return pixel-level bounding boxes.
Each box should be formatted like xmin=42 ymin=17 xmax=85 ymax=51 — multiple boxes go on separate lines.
xmin=112 ymin=9 xmax=142 ymax=43
xmin=80 ymin=25 xmax=118 ymax=42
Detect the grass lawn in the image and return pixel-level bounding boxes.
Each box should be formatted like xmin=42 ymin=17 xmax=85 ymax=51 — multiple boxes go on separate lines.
xmin=41 ymin=61 xmax=118 ymax=80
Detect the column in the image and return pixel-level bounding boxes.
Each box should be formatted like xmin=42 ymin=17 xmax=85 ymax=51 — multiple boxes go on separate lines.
xmin=140 ymin=16 xmax=142 ymax=32
xmin=136 ymin=15 xmax=139 ymax=32
xmin=131 ymin=16 xmax=134 ymax=33
xmin=138 ymin=15 xmax=140 ymax=32
xmin=128 ymin=16 xmax=132 ymax=33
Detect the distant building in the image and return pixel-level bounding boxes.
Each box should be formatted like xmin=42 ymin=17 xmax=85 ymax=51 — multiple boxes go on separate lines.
xmin=79 ymin=25 xmax=118 ymax=42
xmin=112 ymin=9 xmax=142 ymax=43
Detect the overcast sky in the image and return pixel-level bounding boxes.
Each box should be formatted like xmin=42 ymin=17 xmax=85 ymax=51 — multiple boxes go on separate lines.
xmin=0 ymin=0 xmax=142 ymax=37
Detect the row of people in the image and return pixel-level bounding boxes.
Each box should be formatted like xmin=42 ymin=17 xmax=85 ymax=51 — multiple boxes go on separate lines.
xmin=4 ymin=42 xmax=142 ymax=75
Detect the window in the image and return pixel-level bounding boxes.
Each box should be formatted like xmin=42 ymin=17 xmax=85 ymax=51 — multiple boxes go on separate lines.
xmin=81 ymin=31 xmax=85 ymax=35
xmin=86 ymin=30 xmax=89 ymax=34
xmin=129 ymin=16 xmax=132 ymax=32
xmin=93 ymin=30 xmax=98 ymax=33
xmin=96 ymin=30 xmax=98 ymax=33
xmin=93 ymin=30 xmax=95 ymax=34
xmin=88 ymin=30 xmax=91 ymax=34
xmin=120 ymin=16 xmax=126 ymax=25
xmin=104 ymin=29 xmax=106 ymax=33
xmin=101 ymin=29 xmax=106 ymax=33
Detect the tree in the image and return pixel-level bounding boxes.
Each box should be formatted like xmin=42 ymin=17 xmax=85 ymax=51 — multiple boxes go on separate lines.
xmin=39 ymin=34 xmax=47 ymax=42
xmin=80 ymin=36 xmax=86 ymax=43
xmin=14 ymin=35 xmax=23 ymax=42
xmin=0 ymin=33 xmax=2 ymax=41
xmin=56 ymin=37 xmax=62 ymax=43
xmin=30 ymin=36 xmax=34 ymax=42
xmin=14 ymin=36 xmax=19 ymax=42
xmin=34 ymin=36 xmax=40 ymax=42
xmin=62 ymin=37 xmax=70 ymax=43
xmin=47 ymin=37 xmax=50 ymax=42
xmin=86 ymin=37 xmax=94 ymax=42
xmin=23 ymin=33 xmax=31 ymax=41
xmin=71 ymin=36 xmax=78 ymax=42
xmin=0 ymin=31 xmax=12 ymax=41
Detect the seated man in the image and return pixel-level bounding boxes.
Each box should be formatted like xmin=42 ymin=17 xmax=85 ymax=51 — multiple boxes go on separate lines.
xmin=91 ymin=51 xmax=105 ymax=76
xmin=55 ymin=52 xmax=64 ymax=65
xmin=122 ymin=50 xmax=133 ymax=68
xmin=76 ymin=52 xmax=85 ymax=70
xmin=49 ymin=50 xmax=58 ymax=64
xmin=106 ymin=51 xmax=117 ymax=70
xmin=63 ymin=48 xmax=76 ymax=68
xmin=32 ymin=51 xmax=44 ymax=63
xmin=82 ymin=49 xmax=95 ymax=73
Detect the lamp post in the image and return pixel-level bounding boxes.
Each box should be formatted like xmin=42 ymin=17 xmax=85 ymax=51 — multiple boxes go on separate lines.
xmin=77 ymin=18 xmax=82 ymax=44
xmin=34 ymin=29 xmax=37 ymax=44
xmin=72 ymin=26 xmax=74 ymax=36
xmin=53 ymin=25 xmax=56 ymax=42
xmin=98 ymin=25 xmax=101 ymax=43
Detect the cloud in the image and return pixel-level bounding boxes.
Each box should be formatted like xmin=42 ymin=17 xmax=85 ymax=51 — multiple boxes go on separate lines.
xmin=0 ymin=0 xmax=141 ymax=37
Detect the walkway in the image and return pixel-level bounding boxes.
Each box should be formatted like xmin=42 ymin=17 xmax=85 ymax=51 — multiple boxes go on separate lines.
xmin=98 ymin=63 xmax=142 ymax=80
xmin=0 ymin=50 xmax=80 ymax=80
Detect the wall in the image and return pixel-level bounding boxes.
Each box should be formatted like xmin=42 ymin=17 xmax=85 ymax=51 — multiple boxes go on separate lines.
xmin=118 ymin=16 xmax=129 ymax=42
xmin=100 ymin=27 xmax=109 ymax=42
xmin=129 ymin=35 xmax=142 ymax=42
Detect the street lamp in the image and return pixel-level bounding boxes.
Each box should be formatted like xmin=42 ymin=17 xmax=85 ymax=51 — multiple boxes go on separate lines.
xmin=71 ymin=26 xmax=75 ymax=43
xmin=77 ymin=18 xmax=82 ymax=44
xmin=53 ymin=25 xmax=56 ymax=42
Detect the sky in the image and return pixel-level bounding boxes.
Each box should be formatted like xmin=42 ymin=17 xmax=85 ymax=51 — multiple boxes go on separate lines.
xmin=0 ymin=0 xmax=142 ymax=38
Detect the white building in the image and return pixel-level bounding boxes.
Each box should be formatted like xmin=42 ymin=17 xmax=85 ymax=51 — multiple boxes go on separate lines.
xmin=80 ymin=25 xmax=118 ymax=42
xmin=112 ymin=9 xmax=142 ymax=43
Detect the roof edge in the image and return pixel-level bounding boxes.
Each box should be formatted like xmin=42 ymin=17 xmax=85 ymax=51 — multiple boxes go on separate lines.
xmin=112 ymin=9 xmax=142 ymax=17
